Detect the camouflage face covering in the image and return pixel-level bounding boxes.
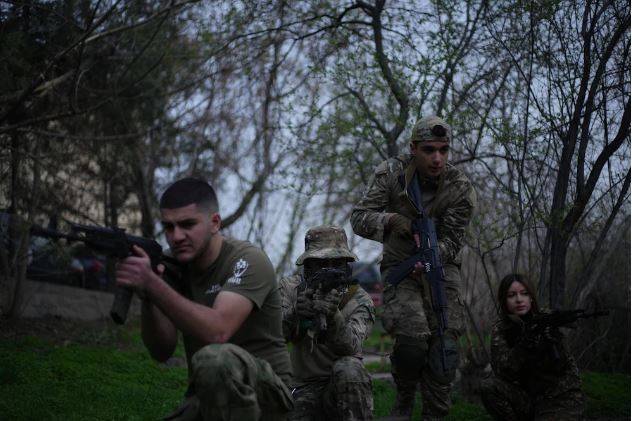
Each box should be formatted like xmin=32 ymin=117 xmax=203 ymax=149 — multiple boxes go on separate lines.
xmin=296 ymin=225 xmax=357 ymax=265
xmin=305 ymin=266 xmax=350 ymax=291
xmin=410 ymin=115 xmax=451 ymax=144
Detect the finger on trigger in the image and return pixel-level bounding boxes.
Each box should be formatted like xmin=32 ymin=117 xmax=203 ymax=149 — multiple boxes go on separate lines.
xmin=132 ymin=244 xmax=148 ymax=257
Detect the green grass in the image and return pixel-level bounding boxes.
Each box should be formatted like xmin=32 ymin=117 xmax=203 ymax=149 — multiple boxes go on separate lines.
xmin=373 ymin=378 xmax=402 ymax=417
xmin=363 ymin=321 xmax=393 ymax=351
xmin=0 ymin=335 xmax=188 ymax=420
xmin=582 ymin=371 xmax=631 ymax=418
xmin=371 ymin=373 xmax=630 ymax=420
xmin=365 ymin=360 xmax=391 ymax=373
xmin=372 ymin=379 xmax=491 ymax=420
xmin=0 ymin=324 xmax=628 ymax=420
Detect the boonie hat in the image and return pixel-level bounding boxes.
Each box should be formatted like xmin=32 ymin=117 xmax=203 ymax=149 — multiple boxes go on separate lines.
xmin=296 ymin=225 xmax=358 ymax=265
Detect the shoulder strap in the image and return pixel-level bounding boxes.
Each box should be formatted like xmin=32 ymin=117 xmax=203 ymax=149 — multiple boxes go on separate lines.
xmin=339 ymin=284 xmax=359 ymax=309
xmin=408 ymin=171 xmax=426 ymax=214
xmin=397 ymin=172 xmax=406 ymax=190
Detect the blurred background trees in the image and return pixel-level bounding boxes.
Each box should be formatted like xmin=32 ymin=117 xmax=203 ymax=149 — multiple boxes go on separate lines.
xmin=1 ymin=0 xmax=629 ymax=373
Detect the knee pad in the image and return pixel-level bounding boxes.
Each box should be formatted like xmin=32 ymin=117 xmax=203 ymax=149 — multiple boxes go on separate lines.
xmin=332 ymin=356 xmax=369 ymax=384
xmin=390 ymin=335 xmax=428 ymax=380
xmin=427 ymin=335 xmax=459 ymax=385
xmin=191 ymin=343 xmax=242 ymax=388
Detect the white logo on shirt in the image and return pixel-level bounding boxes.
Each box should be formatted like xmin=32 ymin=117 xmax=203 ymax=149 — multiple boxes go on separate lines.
xmin=205 ymin=284 xmax=222 ymax=295
xmin=226 ymin=258 xmax=249 ymax=285
xmin=227 ymin=277 xmax=241 ymax=285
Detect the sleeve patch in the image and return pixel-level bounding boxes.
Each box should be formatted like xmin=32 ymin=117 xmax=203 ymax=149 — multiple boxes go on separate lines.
xmin=226 ymin=258 xmax=249 ymax=285
xmin=375 ymin=160 xmax=389 ymax=175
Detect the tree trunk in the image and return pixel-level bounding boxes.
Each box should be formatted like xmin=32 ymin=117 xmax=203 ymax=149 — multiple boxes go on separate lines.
xmin=3 ymin=132 xmax=29 ymax=318
xmin=549 ymin=232 xmax=569 ymax=309
xmin=6 ymin=219 xmax=29 ymax=319
xmin=133 ymin=148 xmax=155 ymax=238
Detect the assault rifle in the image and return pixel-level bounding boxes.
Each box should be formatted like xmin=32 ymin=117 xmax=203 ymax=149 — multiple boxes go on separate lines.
xmin=299 ymin=265 xmax=354 ymax=336
xmin=29 ymin=223 xmax=180 ymax=325
xmin=526 ymin=309 xmax=610 ymax=333
xmin=384 ymin=171 xmax=449 ymax=373
xmin=520 ymin=309 xmax=610 ymax=358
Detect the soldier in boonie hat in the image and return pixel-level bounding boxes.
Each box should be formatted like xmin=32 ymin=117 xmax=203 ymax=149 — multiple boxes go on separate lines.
xmin=295 ymin=225 xmax=357 ymax=265
xmin=279 ymin=226 xmax=375 ymax=420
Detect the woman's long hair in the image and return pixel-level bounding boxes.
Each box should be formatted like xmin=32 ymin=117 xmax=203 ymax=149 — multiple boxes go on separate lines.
xmin=497 ymin=273 xmax=540 ymax=317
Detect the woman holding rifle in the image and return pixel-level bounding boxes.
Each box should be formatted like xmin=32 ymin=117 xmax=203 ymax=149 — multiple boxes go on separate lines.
xmin=480 ymin=273 xmax=585 ymax=420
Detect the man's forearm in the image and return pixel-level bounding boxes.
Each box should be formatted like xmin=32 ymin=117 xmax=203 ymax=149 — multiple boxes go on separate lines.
xmin=325 ymin=311 xmax=371 ymax=356
xmin=350 ymin=209 xmax=392 ymax=242
xmin=145 ymin=274 xmax=228 ymax=344
xmin=279 ymin=284 xmax=299 ymax=340
xmin=281 ymin=308 xmax=299 ymax=341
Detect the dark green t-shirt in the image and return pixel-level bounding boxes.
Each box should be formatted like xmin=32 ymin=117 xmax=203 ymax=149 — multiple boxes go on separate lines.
xmin=169 ymin=237 xmax=292 ymax=384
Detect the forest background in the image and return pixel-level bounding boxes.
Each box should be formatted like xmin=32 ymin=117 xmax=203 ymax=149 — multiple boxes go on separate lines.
xmin=0 ymin=0 xmax=629 ymax=377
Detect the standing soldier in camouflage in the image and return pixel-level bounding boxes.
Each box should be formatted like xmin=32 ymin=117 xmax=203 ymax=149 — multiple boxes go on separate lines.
xmin=115 ymin=178 xmax=293 ymax=421
xmin=279 ymin=225 xmax=375 ymax=420
xmin=351 ymin=116 xmax=476 ymax=420
xmin=480 ymin=274 xmax=585 ymax=420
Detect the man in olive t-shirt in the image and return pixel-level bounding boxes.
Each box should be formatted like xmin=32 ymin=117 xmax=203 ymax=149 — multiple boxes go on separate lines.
xmin=115 ymin=178 xmax=292 ymax=421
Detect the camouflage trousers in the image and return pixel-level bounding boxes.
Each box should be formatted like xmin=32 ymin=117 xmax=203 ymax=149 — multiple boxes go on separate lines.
xmin=381 ymin=265 xmax=464 ymax=418
xmin=163 ymin=343 xmax=293 ymax=421
xmin=480 ymin=375 xmax=585 ymax=421
xmin=381 ymin=265 xmax=464 ymax=340
xmin=289 ymin=356 xmax=373 ymax=421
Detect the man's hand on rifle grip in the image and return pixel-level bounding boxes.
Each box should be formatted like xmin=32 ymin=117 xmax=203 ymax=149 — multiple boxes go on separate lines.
xmin=115 ymin=245 xmax=164 ymax=299
xmin=313 ymin=288 xmax=342 ymax=322
xmin=296 ymin=288 xmax=316 ymax=319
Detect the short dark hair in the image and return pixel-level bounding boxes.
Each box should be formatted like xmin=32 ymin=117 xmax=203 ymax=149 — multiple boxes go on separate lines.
xmin=497 ymin=273 xmax=540 ymax=316
xmin=159 ymin=177 xmax=219 ymax=212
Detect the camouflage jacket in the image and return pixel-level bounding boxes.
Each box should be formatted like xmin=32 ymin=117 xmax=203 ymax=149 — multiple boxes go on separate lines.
xmin=279 ymin=274 xmax=375 ymax=383
xmin=351 ymin=154 xmax=476 ymax=275
xmin=490 ymin=316 xmax=582 ymax=397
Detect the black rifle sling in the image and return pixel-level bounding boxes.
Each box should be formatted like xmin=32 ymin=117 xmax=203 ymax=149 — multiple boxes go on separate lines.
xmin=397 ymin=173 xmax=406 ymax=191
xmin=409 ymin=171 xmax=425 ymax=215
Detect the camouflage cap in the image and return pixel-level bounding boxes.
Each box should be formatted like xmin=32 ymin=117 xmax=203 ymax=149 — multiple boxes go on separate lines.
xmin=296 ymin=225 xmax=358 ymax=265
xmin=410 ymin=115 xmax=451 ymax=143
